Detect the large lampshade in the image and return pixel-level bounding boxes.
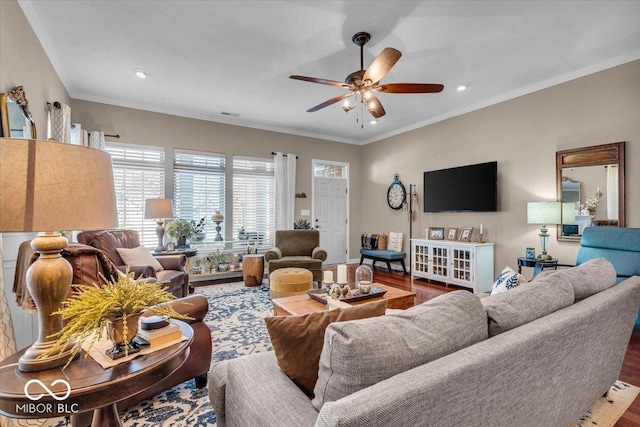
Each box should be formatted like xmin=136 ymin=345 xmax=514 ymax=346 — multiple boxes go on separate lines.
xmin=527 ymin=201 xmax=562 ymax=226
xmin=0 ymin=138 xmax=118 ymax=371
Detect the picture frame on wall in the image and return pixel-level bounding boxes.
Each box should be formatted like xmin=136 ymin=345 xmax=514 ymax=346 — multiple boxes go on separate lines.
xmin=446 ymin=227 xmax=458 ymax=241
xmin=428 ymin=227 xmax=445 ymax=240
xmin=526 ymin=247 xmax=536 ymax=259
xmin=459 ymin=226 xmax=474 ymax=242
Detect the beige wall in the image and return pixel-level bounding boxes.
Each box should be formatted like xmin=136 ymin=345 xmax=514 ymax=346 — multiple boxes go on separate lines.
xmin=361 ymin=60 xmax=640 ymax=273
xmin=70 ymin=100 xmax=363 ymax=257
xmin=0 ymin=0 xmax=70 ymax=136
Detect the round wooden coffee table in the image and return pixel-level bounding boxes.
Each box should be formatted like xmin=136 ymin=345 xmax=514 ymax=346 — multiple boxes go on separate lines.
xmin=242 ymin=254 xmax=264 ymax=287
xmin=0 ymin=321 xmax=193 ymax=427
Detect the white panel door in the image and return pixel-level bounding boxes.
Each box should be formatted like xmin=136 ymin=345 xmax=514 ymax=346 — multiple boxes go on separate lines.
xmin=314 ymin=177 xmax=347 ymax=265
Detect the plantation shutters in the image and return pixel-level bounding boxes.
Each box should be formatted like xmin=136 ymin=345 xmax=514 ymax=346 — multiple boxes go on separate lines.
xmin=106 ymin=143 xmax=165 ymax=248
xmin=173 ymin=149 xmax=225 ymax=238
xmin=232 ymin=156 xmax=275 ymax=249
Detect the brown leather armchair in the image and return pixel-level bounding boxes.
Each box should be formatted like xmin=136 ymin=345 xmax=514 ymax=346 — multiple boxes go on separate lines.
xmin=14 ymin=240 xmax=212 ymax=427
xmin=265 ymin=230 xmax=327 ymax=283
xmin=78 ymin=229 xmax=189 ymax=298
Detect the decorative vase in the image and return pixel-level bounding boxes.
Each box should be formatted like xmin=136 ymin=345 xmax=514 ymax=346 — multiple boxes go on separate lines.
xmin=580 ymin=209 xmax=590 ymax=216
xmin=217 ymin=262 xmax=230 ymax=272
xmin=177 ymin=236 xmax=188 ymax=248
xmin=192 ymin=232 xmax=206 ymax=242
xmin=105 ymin=312 xmax=142 ymax=359
xmin=355 ymin=264 xmax=373 ymax=293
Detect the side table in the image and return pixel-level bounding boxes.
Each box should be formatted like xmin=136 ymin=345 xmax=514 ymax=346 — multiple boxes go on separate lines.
xmin=0 ymin=322 xmax=193 ymax=427
xmin=517 ymin=257 xmax=558 ymax=278
xmin=242 ymin=254 xmax=264 ymax=287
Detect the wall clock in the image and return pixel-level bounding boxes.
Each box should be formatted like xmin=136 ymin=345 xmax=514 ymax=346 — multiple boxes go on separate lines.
xmin=387 ymin=174 xmax=406 ymax=210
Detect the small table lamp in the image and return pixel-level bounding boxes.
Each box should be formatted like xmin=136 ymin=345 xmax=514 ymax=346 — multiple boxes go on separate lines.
xmin=527 ymin=201 xmax=561 ymax=260
xmin=0 ymin=138 xmax=118 ymax=372
xmin=145 ymin=198 xmax=174 ymax=252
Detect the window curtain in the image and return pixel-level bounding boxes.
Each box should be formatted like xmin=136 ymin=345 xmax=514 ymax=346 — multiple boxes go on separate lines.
xmin=607 ymin=165 xmax=618 ymax=219
xmin=274 ymin=152 xmax=296 ymax=230
xmin=88 ymin=131 xmax=106 ymax=150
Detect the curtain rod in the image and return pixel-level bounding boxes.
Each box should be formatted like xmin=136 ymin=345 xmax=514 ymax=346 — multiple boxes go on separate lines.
xmin=271 ymin=152 xmax=299 ymax=159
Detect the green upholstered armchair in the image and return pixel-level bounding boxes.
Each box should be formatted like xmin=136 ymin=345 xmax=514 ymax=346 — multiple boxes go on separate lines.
xmin=265 ymin=230 xmax=327 ymax=283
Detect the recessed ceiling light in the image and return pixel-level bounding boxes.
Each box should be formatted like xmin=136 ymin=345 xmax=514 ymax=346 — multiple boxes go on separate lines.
xmin=456 ymin=85 xmax=467 ymax=91
xmin=133 ymin=69 xmax=149 ymax=79
xmin=370 ymin=120 xmax=377 ymax=125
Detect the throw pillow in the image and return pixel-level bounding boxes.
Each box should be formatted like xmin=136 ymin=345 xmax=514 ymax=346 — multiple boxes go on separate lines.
xmin=115 ymin=246 xmax=164 ymax=272
xmin=489 ymin=266 xmax=527 ymax=295
xmin=264 ymin=300 xmax=387 ymax=396
xmin=388 ymin=232 xmax=403 ymax=252
xmin=312 ymin=291 xmax=488 ymax=410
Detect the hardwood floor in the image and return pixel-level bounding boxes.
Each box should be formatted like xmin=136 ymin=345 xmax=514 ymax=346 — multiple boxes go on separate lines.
xmin=326 ymin=264 xmax=640 ymax=426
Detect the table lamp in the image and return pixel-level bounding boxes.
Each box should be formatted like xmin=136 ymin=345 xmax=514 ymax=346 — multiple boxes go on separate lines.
xmin=527 ymin=201 xmax=561 ymax=261
xmin=145 ymin=198 xmax=174 ymax=252
xmin=0 ymin=138 xmax=118 ymax=372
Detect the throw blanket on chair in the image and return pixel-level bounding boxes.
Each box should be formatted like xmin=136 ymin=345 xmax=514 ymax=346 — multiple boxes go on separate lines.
xmin=13 ymin=241 xmax=119 ymax=311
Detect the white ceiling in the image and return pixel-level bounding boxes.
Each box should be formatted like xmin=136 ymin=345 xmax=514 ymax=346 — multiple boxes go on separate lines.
xmin=19 ymin=1 xmax=640 ymax=145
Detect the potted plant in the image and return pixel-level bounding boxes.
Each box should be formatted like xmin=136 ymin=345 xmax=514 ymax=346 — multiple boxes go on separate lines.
xmin=237 ymin=226 xmax=249 ymax=240
xmin=165 ymin=219 xmax=194 ymax=247
xmin=294 ymin=219 xmax=312 ymax=229
xmin=213 ymin=248 xmax=229 ymax=272
xmin=44 ymin=271 xmax=192 ymax=367
xmin=190 ymin=217 xmax=207 ymax=242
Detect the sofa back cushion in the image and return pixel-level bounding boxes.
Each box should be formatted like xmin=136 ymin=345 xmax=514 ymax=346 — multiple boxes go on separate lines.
xmin=275 ymin=230 xmax=320 ymax=257
xmin=311 ymin=290 xmax=487 ymax=410
xmin=482 ymin=275 xmax=574 ymax=336
xmin=535 ymin=258 xmax=616 ymax=301
xmin=578 ymin=227 xmax=640 ymax=278
xmin=78 ymin=229 xmax=141 ymax=266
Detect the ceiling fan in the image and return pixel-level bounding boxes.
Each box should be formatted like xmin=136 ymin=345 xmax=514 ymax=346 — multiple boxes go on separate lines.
xmin=290 ymin=32 xmax=444 ymax=119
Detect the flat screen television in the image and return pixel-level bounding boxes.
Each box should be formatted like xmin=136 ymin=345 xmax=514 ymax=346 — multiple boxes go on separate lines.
xmin=423 ymin=161 xmax=498 ymax=212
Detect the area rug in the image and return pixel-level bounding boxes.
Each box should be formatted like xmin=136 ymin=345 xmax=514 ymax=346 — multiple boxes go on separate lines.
xmin=32 ymin=282 xmax=638 ymax=427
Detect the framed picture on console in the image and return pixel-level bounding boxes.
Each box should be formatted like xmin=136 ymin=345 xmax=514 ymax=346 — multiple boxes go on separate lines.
xmin=526 ymin=247 xmax=536 ymax=259
xmin=446 ymin=228 xmax=458 ymax=241
xmin=428 ymin=227 xmax=445 ymax=240
xmin=458 ymin=226 xmax=474 ymax=242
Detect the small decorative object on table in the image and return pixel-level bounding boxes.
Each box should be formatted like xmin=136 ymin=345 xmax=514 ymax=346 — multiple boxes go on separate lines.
xmin=43 ymin=270 xmax=193 ymax=366
xmin=165 ymin=219 xmax=194 ymax=248
xmin=308 ymin=284 xmax=387 ymax=304
xmin=446 ymin=228 xmax=458 ymax=241
xmin=478 ymin=224 xmax=485 ymax=243
xmin=190 ymin=217 xmax=206 ymax=242
xmin=458 ymin=226 xmax=474 ymax=242
xmin=323 ymin=270 xmax=334 ymax=289
xmin=355 ymin=264 xmax=373 ymax=294
xmin=526 ymin=247 xmax=536 ymax=260
xmin=166 ymin=242 xmax=175 ymax=251
xmin=237 ymin=226 xmax=249 ymax=240
xmin=213 ymin=248 xmax=229 ymax=271
xmin=212 ymin=210 xmax=225 ymax=241
xmin=428 ymin=227 xmax=445 ymax=240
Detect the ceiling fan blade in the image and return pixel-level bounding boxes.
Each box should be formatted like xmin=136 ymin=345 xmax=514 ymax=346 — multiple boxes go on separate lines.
xmin=366 ymin=93 xmax=386 ymax=118
xmin=363 ymin=48 xmax=402 ymax=84
xmin=307 ymin=92 xmax=354 ymax=112
xmin=375 ymin=83 xmax=444 ymax=93
xmin=290 ymin=75 xmax=349 ymax=88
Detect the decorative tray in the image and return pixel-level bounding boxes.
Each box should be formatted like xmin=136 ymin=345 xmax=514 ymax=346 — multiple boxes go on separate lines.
xmin=307 ymin=285 xmax=387 ymax=304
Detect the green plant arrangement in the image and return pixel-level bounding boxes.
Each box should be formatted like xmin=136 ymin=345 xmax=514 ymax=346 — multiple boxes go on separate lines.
xmin=44 ymin=271 xmax=192 ymax=367
xmin=190 ymin=217 xmax=206 ymax=234
xmin=165 ymin=219 xmax=194 ymax=241
xmin=294 ymin=219 xmax=312 ymax=229
xmin=213 ymin=248 xmax=229 ymax=271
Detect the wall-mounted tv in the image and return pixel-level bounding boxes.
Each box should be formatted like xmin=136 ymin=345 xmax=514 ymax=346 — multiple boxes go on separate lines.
xmin=423 ymin=161 xmax=498 ymax=212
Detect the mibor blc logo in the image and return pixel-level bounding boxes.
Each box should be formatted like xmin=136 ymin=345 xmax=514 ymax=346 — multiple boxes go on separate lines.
xmin=16 ymin=379 xmax=79 ymax=415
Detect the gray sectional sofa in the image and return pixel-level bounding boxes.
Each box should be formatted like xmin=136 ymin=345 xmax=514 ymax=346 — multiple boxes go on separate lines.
xmin=209 ymin=259 xmax=640 ymax=426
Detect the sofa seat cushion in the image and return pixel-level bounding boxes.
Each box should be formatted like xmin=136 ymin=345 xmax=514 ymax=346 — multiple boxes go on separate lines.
xmin=116 ymin=245 xmax=164 ymax=272
xmin=482 ymin=274 xmax=574 ymax=336
xmin=265 ymin=300 xmax=387 ymax=395
xmin=312 ymin=290 xmax=487 ymax=410
xmin=534 ymin=258 xmax=616 ymax=301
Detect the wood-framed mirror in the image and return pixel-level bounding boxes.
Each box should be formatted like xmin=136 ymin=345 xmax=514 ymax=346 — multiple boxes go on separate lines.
xmin=556 ymin=142 xmax=625 ymax=242
xmin=0 ymin=86 xmax=37 ymax=139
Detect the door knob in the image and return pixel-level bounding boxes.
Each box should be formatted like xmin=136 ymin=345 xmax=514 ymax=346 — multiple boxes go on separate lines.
xmin=315 ymin=225 xmax=321 ymax=229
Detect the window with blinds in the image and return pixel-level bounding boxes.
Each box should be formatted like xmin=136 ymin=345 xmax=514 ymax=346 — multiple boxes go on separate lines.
xmin=173 ymin=149 xmax=225 ymax=239
xmin=106 ymin=143 xmax=165 ymax=248
xmin=233 ymin=156 xmax=275 ymax=248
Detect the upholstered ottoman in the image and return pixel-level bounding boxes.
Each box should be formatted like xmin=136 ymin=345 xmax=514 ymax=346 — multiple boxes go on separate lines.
xmin=269 ymin=267 xmax=313 ymax=299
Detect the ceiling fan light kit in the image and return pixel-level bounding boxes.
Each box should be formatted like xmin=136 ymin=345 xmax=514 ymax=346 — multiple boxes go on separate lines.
xmin=290 ymin=32 xmax=444 ymax=120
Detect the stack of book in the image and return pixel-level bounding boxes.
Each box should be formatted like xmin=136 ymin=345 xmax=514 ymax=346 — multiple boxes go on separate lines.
xmin=136 ymin=321 xmax=182 ymax=348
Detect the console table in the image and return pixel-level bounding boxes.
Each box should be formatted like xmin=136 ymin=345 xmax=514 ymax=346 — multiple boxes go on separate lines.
xmin=411 ymin=239 xmax=494 ymax=294
xmin=0 ymin=322 xmax=193 ymax=427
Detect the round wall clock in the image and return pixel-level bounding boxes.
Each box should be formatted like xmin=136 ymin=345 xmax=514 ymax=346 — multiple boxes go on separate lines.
xmin=387 ymin=174 xmax=406 ymax=210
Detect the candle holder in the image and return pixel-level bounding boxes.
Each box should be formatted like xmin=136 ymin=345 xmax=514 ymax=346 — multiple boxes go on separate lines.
xmin=478 ymin=233 xmax=485 ymax=243
xmin=212 ymin=210 xmax=224 ymax=241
